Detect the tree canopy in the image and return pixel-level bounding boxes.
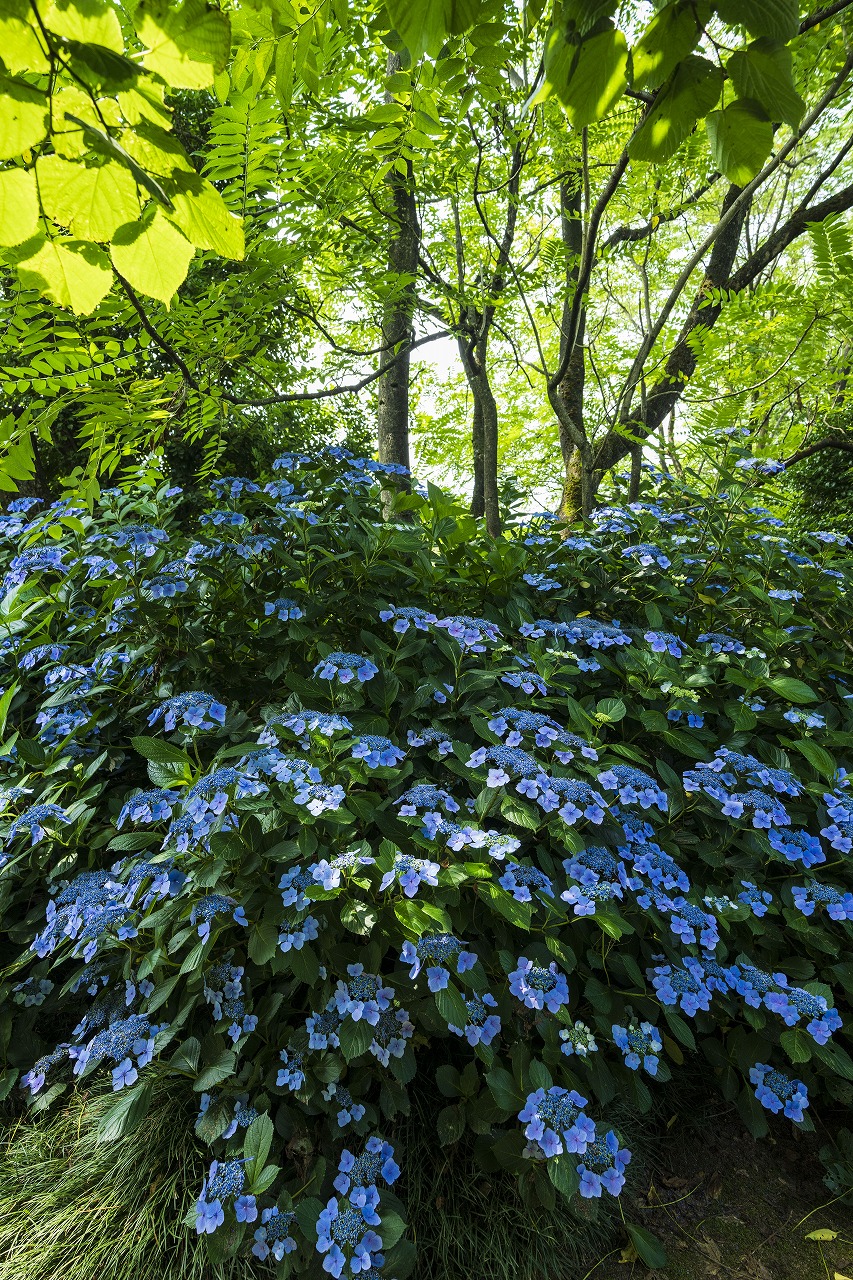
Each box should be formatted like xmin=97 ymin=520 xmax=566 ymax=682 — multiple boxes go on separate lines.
xmin=1 ymin=0 xmax=853 ymax=522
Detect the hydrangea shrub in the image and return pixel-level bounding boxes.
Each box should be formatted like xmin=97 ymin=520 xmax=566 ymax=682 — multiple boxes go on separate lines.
xmin=1 ymin=452 xmax=852 ymax=1273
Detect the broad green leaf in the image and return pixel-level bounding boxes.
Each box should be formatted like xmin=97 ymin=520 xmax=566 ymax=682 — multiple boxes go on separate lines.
xmin=275 ymin=35 xmax=293 ymax=110
xmin=36 ymin=154 xmax=142 ymax=241
xmin=632 ymin=2 xmax=700 ymax=90
xmin=791 ymin=739 xmax=836 ymax=780
xmin=131 ymin=735 xmax=193 ymax=765
xmin=449 ymin=0 xmax=481 ymax=34
xmin=384 ymin=0 xmax=453 ymax=60
xmin=626 ymin=1222 xmax=668 ymax=1268
xmin=629 ymin=56 xmax=723 ymax=164
xmin=728 ymin=39 xmax=806 ymax=128
xmin=767 ymin=676 xmax=819 ymax=704
xmin=0 ymin=167 xmax=39 ymax=246
xmin=167 ymin=173 xmax=244 ymax=259
xmin=97 ymin=1079 xmax=156 ymax=1141
xmin=16 ymin=236 xmax=112 ymax=313
xmin=136 ymin=0 xmax=231 ymax=90
xmin=805 ymin=1229 xmax=839 ymax=1241
xmin=193 ymin=1048 xmax=237 ymax=1091
xmin=244 ymin=1114 xmax=274 ymax=1180
xmin=714 ymin=0 xmax=799 ymax=41
xmin=0 ymin=7 xmax=51 ymax=75
xmin=436 ymin=1103 xmax=465 ymax=1145
xmin=434 ymin=983 xmax=469 ymax=1028
xmin=545 ymin=25 xmax=628 ymax=126
xmin=780 ymin=1027 xmax=813 ymax=1064
xmin=65 ymin=114 xmax=178 ymax=207
xmin=706 ymin=100 xmax=773 ymax=183
xmin=110 ymin=209 xmax=194 ymax=304
xmin=44 ymin=0 xmax=124 ymax=52
xmin=564 ymin=0 xmax=617 ymax=35
xmin=196 ymin=1094 xmax=232 ymax=1143
xmin=547 ymin=1154 xmax=580 ymax=1199
xmin=0 ymin=77 xmax=49 ymax=160
xmin=339 ymin=1016 xmax=373 ymax=1062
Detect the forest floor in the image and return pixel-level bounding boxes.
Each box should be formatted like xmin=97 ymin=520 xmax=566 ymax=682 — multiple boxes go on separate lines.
xmin=593 ymin=1111 xmax=853 ymax=1280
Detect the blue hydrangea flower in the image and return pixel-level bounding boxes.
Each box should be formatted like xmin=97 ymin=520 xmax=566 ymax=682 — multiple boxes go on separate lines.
xmin=369 ymin=1007 xmax=414 ymax=1065
xmin=334 ymin=965 xmax=393 ymax=1025
xmin=487 ymin=708 xmax=598 ymax=762
xmin=190 ymin=894 xmax=248 ymax=942
xmin=406 ymin=726 xmax=453 ymax=755
xmin=399 ymin=934 xmax=477 ymax=989
xmin=334 ymin=1135 xmax=400 ymax=1196
xmin=644 ymin=630 xmax=685 ymax=657
xmin=783 ymin=708 xmax=826 ymax=729
xmin=323 ymin=1082 xmax=366 ymax=1128
xmin=647 ymin=959 xmax=712 ymax=1016
xmin=820 ymin=819 xmax=852 ymax=854
xmin=8 ymin=802 xmax=71 ymax=845
xmin=251 ymin=1207 xmax=297 ymax=1260
xmin=306 ymin=1006 xmax=342 ymax=1050
xmin=277 ymin=1046 xmax=305 ymax=1091
xmin=316 ymin=1198 xmax=383 ymax=1277
xmin=310 ymin=851 xmax=375 ymax=890
xmin=351 ymin=735 xmax=406 ymax=768
xmin=260 ymin=709 xmax=353 ymax=745
xmin=278 ymin=914 xmax=320 ymax=952
xmin=523 ymin=572 xmax=561 ymax=591
xmin=577 ymin=1131 xmax=631 ymax=1197
xmin=612 ymin=1022 xmax=662 ymax=1074
xmin=622 ymin=543 xmax=671 ymax=569
xmin=264 ymin=597 xmax=303 ymax=621
xmin=792 ymin=880 xmax=853 ymax=921
xmin=768 ymin=828 xmax=825 ymax=867
xmin=379 ymin=853 xmax=440 ymax=897
xmin=314 ymin=651 xmax=379 ymax=683
xmin=697 ymin=631 xmax=746 ymax=653
xmin=738 ymin=880 xmax=772 ymax=916
xmin=508 ymin=958 xmax=569 ymax=1013
xmin=498 ymin=862 xmax=554 ymax=903
xmin=538 ymin=777 xmax=608 ymax=824
xmin=434 ymin=614 xmax=501 ymax=651
xmin=148 ymin=691 xmax=226 ymax=733
xmin=520 ymin=616 xmax=631 ymax=649
xmin=447 ymin=993 xmax=501 ymax=1045
xmin=378 ymin=605 xmax=438 ymax=632
xmin=110 ymin=523 xmax=169 ymax=556
xmin=518 ymin=1086 xmax=595 ymax=1158
xmin=559 ymin=1021 xmax=598 ymax=1058
xmin=749 ymin=1064 xmax=809 ymax=1121
xmin=597 ymin=765 xmax=667 ymax=811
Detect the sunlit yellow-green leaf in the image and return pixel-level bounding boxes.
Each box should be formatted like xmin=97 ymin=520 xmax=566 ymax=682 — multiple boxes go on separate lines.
xmin=0 ymin=167 xmax=39 ymax=246
xmin=37 ymin=155 xmax=142 ymax=241
xmin=135 ymin=0 xmax=231 ymax=90
xmin=44 ymin=0 xmax=123 ymax=51
xmin=167 ymin=173 xmax=244 ymax=259
xmin=110 ymin=210 xmax=194 ymax=304
xmin=17 ymin=236 xmax=113 ymax=313
xmin=0 ymin=77 xmax=49 ymax=161
xmin=545 ymin=24 xmax=628 ymax=126
xmin=715 ymin=0 xmax=798 ymax=42
xmin=118 ymin=82 xmax=172 ymax=129
xmin=728 ymin=39 xmax=806 ymax=129
xmin=632 ymin=2 xmax=700 ymax=90
xmin=706 ymin=99 xmax=773 ymax=183
xmin=629 ymin=56 xmax=723 ymax=163
xmin=0 ymin=2 xmax=50 ymax=75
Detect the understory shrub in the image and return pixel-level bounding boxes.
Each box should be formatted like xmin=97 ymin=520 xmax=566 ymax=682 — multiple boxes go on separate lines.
xmin=0 ymin=449 xmax=852 ymax=1275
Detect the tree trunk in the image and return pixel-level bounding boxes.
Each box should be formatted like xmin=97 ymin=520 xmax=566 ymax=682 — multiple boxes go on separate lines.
xmin=552 ymin=176 xmax=589 ymax=517
xmin=376 ymin=54 xmax=419 ymax=495
xmin=470 ymin=382 xmax=485 ymax=518
xmin=458 ymin=330 xmax=500 ymax=534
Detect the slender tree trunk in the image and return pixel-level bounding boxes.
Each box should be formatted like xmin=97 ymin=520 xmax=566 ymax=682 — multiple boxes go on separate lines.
xmin=376 ymin=54 xmax=419 ymax=497
xmin=470 ymin=382 xmax=485 ymax=518
xmin=552 ymin=176 xmax=589 ymax=518
xmin=458 ymin=330 xmax=500 ymax=534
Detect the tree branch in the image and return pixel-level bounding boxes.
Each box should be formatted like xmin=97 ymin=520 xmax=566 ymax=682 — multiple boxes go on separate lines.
xmin=116 ymin=272 xmax=449 ymax=407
